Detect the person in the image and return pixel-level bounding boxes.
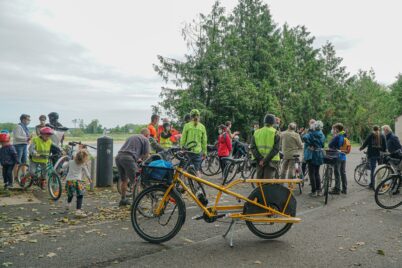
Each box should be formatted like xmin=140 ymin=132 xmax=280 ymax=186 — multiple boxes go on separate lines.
xmin=275 ymin=117 xmax=282 ymax=132
xmin=328 ymin=123 xmax=348 ymax=195
xmin=35 ymin=115 xmax=47 ymax=136
xmin=382 ymin=125 xmax=402 ymax=156
xmin=28 ymin=127 xmax=55 ymax=188
xmin=303 ymin=120 xmax=325 ymax=197
xmin=12 ymin=114 xmax=32 ymax=181
xmin=157 ymin=118 xmax=181 ymax=145
xmin=232 ymin=135 xmax=247 ymax=158
xmin=250 ymin=113 xmax=281 ymax=179
xmin=301 ymin=119 xmax=316 ymax=177
xmin=217 ymin=125 xmax=232 ymax=177
xmin=225 ymin=121 xmax=239 ymax=139
xmin=0 ymin=131 xmax=18 ymax=189
xmin=115 ymin=128 xmax=151 ymax=206
xmin=159 ymin=122 xmax=173 ymax=149
xmin=180 ymin=109 xmax=207 ymax=175
xmin=63 ymin=149 xmax=91 ymax=218
xmin=46 ymin=112 xmax=68 ymax=147
xmin=360 ymin=125 xmax=387 ymax=190
xmin=280 ymin=123 xmax=303 ymax=179
xmin=147 ymin=114 xmax=160 ymax=139
xmin=183 ymin=114 xmax=191 ymax=124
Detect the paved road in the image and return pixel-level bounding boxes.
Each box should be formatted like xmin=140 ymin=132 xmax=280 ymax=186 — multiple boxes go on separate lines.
xmin=1 ymin=149 xmax=401 ymax=268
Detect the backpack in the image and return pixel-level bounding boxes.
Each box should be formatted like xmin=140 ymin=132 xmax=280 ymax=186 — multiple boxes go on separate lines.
xmin=340 ymin=137 xmax=351 ymax=154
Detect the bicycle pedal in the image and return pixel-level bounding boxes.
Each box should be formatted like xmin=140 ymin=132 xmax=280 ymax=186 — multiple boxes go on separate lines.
xmin=192 ymin=215 xmax=204 ymax=220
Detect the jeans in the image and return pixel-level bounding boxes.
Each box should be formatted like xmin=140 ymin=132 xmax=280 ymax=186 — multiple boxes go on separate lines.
xmin=14 ymin=144 xmax=28 ymax=164
xmin=2 ymin=164 xmax=15 ymax=186
xmin=308 ymin=162 xmax=321 ymax=193
xmin=189 ymin=153 xmax=203 ymax=172
xmin=369 ymin=157 xmax=380 ymax=187
xmin=334 ymin=159 xmax=347 ymax=191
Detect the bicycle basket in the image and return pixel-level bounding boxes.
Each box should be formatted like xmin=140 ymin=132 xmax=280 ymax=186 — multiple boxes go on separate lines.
xmin=141 ymin=162 xmax=174 ymax=184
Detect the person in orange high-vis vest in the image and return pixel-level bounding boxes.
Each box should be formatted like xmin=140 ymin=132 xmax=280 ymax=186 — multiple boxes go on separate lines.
xmin=148 ymin=114 xmax=160 ymax=139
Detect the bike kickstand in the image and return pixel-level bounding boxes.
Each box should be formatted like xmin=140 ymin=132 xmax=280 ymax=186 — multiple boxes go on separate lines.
xmin=222 ymin=219 xmax=237 ymax=247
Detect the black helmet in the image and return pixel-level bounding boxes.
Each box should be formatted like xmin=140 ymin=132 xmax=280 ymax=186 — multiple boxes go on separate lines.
xmin=264 ymin=114 xmax=276 ymax=125
xmin=48 ymin=112 xmax=59 ymax=120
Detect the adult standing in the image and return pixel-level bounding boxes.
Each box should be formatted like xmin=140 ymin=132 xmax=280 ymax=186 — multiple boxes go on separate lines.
xmin=13 ymin=114 xmax=32 ymax=180
xmin=115 ymin=128 xmax=151 ymax=206
xmin=46 ymin=112 xmax=68 ymax=147
xmin=250 ymin=114 xmax=281 ymax=179
xmin=360 ymin=125 xmax=387 ymax=190
xmin=329 ymin=123 xmax=348 ymax=195
xmin=280 ymin=123 xmax=303 ymax=179
xmin=301 ymin=119 xmax=316 ymax=177
xmin=180 ymin=109 xmax=207 ymax=176
xmin=303 ymin=120 xmax=325 ymax=197
xmin=382 ymin=125 xmax=402 ymax=156
xmin=147 ymin=114 xmax=160 ymax=139
xmin=35 ymin=115 xmax=47 ymax=136
xmin=225 ymin=121 xmax=239 ymax=139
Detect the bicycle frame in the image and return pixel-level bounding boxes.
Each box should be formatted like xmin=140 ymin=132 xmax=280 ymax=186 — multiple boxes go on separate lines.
xmin=155 ymin=168 xmax=302 ymax=224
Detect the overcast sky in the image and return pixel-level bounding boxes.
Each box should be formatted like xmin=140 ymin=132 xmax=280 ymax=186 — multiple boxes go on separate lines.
xmin=1 ymin=0 xmax=401 ymax=128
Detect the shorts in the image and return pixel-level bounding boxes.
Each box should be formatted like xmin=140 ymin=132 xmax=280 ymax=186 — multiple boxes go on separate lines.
xmin=14 ymin=144 xmax=28 ymax=164
xmin=189 ymin=153 xmax=203 ymax=172
xmin=66 ymin=180 xmax=85 ymax=197
xmin=115 ymin=153 xmax=138 ymax=182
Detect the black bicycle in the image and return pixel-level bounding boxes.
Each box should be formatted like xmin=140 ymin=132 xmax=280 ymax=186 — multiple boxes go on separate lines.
xmin=322 ymin=150 xmax=338 ymax=205
xmin=201 ymin=144 xmax=221 ymax=176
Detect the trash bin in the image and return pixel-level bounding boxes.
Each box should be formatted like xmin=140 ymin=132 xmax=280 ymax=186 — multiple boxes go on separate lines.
xmin=96 ymin=136 xmax=113 ymax=187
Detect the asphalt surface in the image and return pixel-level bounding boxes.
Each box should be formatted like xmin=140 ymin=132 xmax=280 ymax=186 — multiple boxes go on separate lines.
xmin=0 ymin=148 xmax=401 ymax=268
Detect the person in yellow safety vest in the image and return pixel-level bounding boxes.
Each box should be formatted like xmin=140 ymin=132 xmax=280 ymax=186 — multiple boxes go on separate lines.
xmin=160 ymin=122 xmax=173 ymax=149
xmin=250 ymin=113 xmax=281 ymax=179
xmin=28 ymin=127 xmax=54 ymax=188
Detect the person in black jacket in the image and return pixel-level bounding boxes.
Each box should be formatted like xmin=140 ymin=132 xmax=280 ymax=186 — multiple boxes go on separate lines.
xmin=382 ymin=125 xmax=402 ymax=156
xmin=359 ymin=125 xmax=387 ymax=189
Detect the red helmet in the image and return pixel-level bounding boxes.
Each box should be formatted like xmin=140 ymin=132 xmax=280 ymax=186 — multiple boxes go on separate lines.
xmin=0 ymin=133 xmax=10 ymax=142
xmin=39 ymin=127 xmax=54 ymax=135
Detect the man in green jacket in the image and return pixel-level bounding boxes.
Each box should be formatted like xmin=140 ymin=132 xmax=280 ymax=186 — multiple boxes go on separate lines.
xmin=180 ymin=109 xmax=207 ymax=175
xmin=251 ymin=113 xmax=281 ymax=179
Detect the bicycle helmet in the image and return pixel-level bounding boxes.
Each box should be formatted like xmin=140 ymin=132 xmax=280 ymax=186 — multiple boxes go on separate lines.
xmin=190 ymin=109 xmax=200 ymax=117
xmin=39 ymin=127 xmax=54 ymax=135
xmin=48 ymin=112 xmax=59 ymax=120
xmin=263 ymin=113 xmax=276 ymax=125
xmin=0 ymin=133 xmax=10 ymax=142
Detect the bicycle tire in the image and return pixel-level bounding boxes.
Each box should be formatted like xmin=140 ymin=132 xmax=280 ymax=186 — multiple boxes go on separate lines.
xmin=186 ymin=166 xmax=206 ymax=197
xmin=250 ymin=168 xmax=257 ymax=188
xmin=354 ymin=163 xmax=370 ymax=187
xmin=244 ymin=184 xmax=296 ymax=239
xmin=241 ymin=158 xmax=253 ymax=179
xmin=48 ymin=172 xmax=62 ymax=200
xmin=374 ymin=175 xmax=402 ymax=209
xmin=54 ymin=156 xmax=69 ymax=176
xmin=131 ymin=185 xmax=185 ymax=243
xmin=323 ymin=165 xmax=330 ymax=205
xmin=208 ymin=155 xmax=221 ymax=176
xmin=223 ymin=162 xmax=238 ymax=185
xmin=17 ymin=164 xmax=33 ymax=189
xmin=374 ymin=165 xmax=394 ymax=189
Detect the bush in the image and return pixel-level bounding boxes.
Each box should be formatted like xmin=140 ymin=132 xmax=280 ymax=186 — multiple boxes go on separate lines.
xmin=69 ymin=129 xmax=85 ymax=137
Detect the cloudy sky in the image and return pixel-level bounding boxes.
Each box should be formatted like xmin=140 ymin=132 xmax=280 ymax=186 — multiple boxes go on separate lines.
xmin=1 ymin=0 xmax=401 ymax=127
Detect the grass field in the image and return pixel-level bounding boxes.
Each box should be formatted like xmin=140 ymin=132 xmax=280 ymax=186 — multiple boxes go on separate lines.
xmin=63 ymin=133 xmax=132 ymax=142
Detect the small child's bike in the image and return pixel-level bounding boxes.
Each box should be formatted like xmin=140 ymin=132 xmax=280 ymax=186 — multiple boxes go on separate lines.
xmin=17 ymin=155 xmax=62 ymax=201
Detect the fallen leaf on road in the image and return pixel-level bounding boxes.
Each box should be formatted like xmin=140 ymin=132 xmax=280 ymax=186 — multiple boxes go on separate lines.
xmin=353 ymin=263 xmax=362 ymax=266
xmin=377 ymin=249 xmax=385 ymax=256
xmin=254 ymin=261 xmax=262 ymax=265
xmin=28 ymin=239 xmax=37 ymax=243
xmin=84 ymin=229 xmax=99 ymax=234
xmin=182 ymin=238 xmax=194 ymax=243
xmin=121 ymin=227 xmax=129 ymax=230
xmin=2 ymin=262 xmax=13 ymax=267
xmin=47 ymin=252 xmax=57 ymax=258
xmin=356 ymin=242 xmax=365 ymax=246
xmin=338 ymin=247 xmax=344 ymax=250
xmin=38 ymin=255 xmax=44 ymax=258
xmin=350 ymin=247 xmax=357 ymax=252
xmin=337 ymin=235 xmax=343 ymax=237
xmin=27 ymin=198 xmax=33 ymax=202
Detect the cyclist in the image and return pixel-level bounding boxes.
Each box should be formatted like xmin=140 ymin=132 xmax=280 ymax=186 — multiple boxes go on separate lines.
xmin=180 ymin=109 xmax=207 ymax=176
xmin=28 ymin=127 xmax=56 ymax=188
xmin=217 ymin=124 xmax=232 ymax=177
xmin=115 ymin=128 xmax=151 ymax=206
xmin=280 ymin=123 xmax=303 ymax=179
xmin=0 ymin=131 xmax=19 ymax=189
xmin=303 ymin=120 xmax=325 ymax=197
xmin=328 ymin=123 xmax=348 ymax=195
xmin=232 ymin=135 xmax=247 ymax=159
xmin=359 ymin=125 xmax=387 ymax=190
xmin=159 ymin=122 xmax=173 ymax=149
xmin=250 ymin=113 xmax=280 ymax=179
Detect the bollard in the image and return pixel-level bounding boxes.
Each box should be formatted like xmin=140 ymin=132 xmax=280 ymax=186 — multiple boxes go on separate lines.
xmin=90 ymin=158 xmax=96 ymax=191
xmin=96 ymin=136 xmax=113 ymax=187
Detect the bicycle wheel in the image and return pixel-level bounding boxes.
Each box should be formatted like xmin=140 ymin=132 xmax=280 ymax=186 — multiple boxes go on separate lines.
xmin=322 ymin=165 xmax=330 ymax=205
xmin=131 ymin=185 xmax=186 ymax=243
xmin=374 ymin=165 xmax=394 ymax=189
xmin=374 ymin=175 xmax=402 ymax=209
xmin=207 ymin=155 xmax=221 ymax=176
xmin=250 ymin=168 xmax=257 ymax=188
xmin=223 ymin=162 xmax=238 ymax=185
xmin=244 ymin=184 xmax=296 ymax=239
xmin=54 ymin=156 xmax=69 ymax=177
xmin=17 ymin=164 xmax=33 ymax=189
xmin=241 ymin=158 xmax=253 ymax=179
xmin=48 ymin=172 xmax=62 ymax=200
xmin=354 ymin=163 xmax=370 ymax=187
xmin=201 ymin=155 xmax=213 ymax=176
xmin=186 ymin=166 xmax=206 ymax=197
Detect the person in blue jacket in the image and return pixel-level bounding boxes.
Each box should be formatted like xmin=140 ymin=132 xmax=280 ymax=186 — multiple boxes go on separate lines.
xmin=328 ymin=123 xmax=347 ymax=195
xmin=303 ymin=120 xmax=325 ymax=197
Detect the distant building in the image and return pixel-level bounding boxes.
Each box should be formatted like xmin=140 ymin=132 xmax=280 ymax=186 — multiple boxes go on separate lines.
xmin=396 ymin=114 xmax=402 ymax=140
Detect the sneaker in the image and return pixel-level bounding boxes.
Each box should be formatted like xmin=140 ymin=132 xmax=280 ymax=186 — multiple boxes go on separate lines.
xmin=75 ymin=210 xmax=88 ymax=218
xmin=329 ymin=188 xmax=340 ymax=195
xmin=316 ymin=190 xmax=323 ymax=197
xmin=308 ymin=192 xmax=317 ymax=197
xmin=119 ymin=199 xmax=130 ymax=207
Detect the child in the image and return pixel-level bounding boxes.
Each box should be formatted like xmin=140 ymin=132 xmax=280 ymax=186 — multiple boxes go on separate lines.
xmin=63 ymin=149 xmax=91 ymax=218
xmin=0 ymin=131 xmax=19 ymax=189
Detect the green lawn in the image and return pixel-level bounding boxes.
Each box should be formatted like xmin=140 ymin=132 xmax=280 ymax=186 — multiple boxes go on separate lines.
xmin=64 ymin=133 xmax=132 ymax=143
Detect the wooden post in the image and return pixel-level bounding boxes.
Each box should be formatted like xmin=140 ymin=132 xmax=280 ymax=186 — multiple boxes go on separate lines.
xmin=90 ymin=158 xmax=96 ymax=191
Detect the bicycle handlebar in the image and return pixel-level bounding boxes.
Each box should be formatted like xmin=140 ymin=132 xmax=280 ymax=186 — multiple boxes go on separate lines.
xmin=68 ymin=141 xmax=97 ymax=150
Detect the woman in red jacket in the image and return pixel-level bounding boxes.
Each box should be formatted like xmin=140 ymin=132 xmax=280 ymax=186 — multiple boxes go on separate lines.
xmin=217 ymin=125 xmax=232 ymax=177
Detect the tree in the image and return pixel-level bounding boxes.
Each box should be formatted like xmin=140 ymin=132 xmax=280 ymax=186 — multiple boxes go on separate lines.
xmin=85 ymin=119 xmax=103 ymax=134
